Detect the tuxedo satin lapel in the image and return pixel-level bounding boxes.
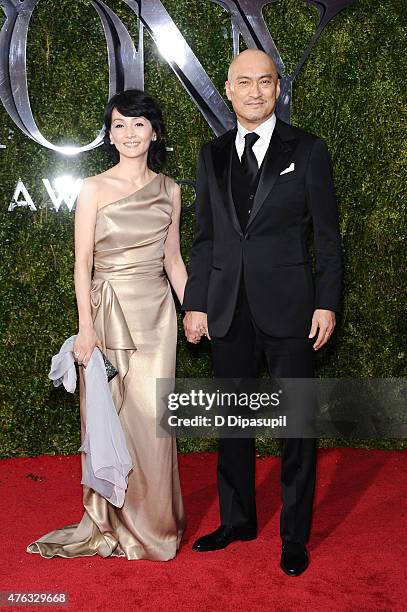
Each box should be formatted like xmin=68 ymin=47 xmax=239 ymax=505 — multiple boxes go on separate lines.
xmin=212 ymin=129 xmax=242 ymax=236
xmin=246 ymin=128 xmax=297 ymax=230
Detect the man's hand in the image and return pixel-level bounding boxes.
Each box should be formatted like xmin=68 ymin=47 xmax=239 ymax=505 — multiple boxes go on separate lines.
xmin=308 ymin=309 xmax=336 ymax=350
xmin=183 ymin=311 xmax=211 ymax=344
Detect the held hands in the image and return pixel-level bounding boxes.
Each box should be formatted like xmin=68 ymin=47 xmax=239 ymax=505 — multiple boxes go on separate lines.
xmin=73 ymin=325 xmax=102 ymax=367
xmin=309 ymin=309 xmax=336 ymax=350
xmin=183 ymin=308 xmax=335 ymax=348
xmin=183 ymin=311 xmax=211 ymax=344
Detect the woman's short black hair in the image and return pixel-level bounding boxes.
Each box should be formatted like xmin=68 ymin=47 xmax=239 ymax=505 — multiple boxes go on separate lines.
xmin=103 ymin=89 xmax=166 ymax=169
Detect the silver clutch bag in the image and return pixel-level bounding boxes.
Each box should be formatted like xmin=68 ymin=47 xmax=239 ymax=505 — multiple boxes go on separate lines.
xmin=77 ymin=350 xmax=118 ymax=383
xmin=100 ymin=351 xmax=119 ymax=382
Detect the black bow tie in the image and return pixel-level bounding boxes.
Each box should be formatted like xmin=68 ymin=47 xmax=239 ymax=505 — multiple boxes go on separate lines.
xmin=241 ymin=132 xmax=260 ymax=183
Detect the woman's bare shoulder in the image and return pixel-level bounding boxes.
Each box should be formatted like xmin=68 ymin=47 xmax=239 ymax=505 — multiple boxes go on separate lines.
xmin=82 ymin=170 xmax=115 ymax=191
xmin=79 ymin=170 xmax=118 ymax=203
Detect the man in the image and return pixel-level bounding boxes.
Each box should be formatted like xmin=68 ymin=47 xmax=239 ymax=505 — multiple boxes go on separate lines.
xmin=182 ymin=49 xmax=342 ymax=576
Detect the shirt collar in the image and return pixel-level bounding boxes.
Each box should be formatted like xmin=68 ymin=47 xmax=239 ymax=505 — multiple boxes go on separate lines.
xmin=237 ymin=113 xmax=276 ymax=143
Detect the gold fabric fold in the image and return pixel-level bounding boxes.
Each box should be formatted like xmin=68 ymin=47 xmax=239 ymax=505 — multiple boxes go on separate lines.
xmin=90 ymin=278 xmax=136 ymax=414
xmin=27 ymin=173 xmax=186 ymax=561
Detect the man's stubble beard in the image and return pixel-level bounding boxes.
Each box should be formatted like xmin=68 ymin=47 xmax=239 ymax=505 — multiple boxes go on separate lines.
xmin=240 ymin=110 xmax=274 ymax=125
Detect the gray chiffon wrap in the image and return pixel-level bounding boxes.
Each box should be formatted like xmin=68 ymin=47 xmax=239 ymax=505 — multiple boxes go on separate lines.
xmin=49 ymin=335 xmax=133 ymax=508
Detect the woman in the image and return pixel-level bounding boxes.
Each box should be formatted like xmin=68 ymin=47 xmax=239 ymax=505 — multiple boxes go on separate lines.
xmin=27 ymin=89 xmax=189 ymax=560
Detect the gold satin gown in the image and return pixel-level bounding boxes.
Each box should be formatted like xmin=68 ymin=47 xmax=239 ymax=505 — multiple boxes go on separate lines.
xmin=27 ymin=173 xmax=186 ymax=561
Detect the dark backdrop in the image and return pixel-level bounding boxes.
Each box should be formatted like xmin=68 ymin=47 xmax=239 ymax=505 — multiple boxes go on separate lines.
xmin=0 ymin=0 xmax=405 ymax=457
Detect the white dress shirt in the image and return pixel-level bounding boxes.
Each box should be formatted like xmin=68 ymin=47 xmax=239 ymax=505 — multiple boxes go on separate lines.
xmin=235 ymin=113 xmax=276 ymax=168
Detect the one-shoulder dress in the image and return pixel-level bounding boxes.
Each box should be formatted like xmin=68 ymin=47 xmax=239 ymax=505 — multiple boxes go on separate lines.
xmin=27 ymin=173 xmax=186 ymax=561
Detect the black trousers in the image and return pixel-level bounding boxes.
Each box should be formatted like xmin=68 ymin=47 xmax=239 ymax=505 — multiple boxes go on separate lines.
xmin=211 ymin=281 xmax=316 ymax=544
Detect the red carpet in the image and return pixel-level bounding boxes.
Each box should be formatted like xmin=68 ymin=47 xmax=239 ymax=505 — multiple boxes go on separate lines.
xmin=0 ymin=448 xmax=406 ymax=611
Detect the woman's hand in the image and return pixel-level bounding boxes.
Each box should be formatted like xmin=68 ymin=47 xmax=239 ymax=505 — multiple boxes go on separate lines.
xmin=73 ymin=326 xmax=102 ymax=367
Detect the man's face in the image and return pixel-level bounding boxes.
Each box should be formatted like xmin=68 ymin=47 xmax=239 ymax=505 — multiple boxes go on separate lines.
xmin=225 ymin=53 xmax=280 ymax=128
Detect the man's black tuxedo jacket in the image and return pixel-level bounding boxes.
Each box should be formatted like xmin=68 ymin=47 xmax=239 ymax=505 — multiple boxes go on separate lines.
xmin=182 ymin=118 xmax=342 ymax=338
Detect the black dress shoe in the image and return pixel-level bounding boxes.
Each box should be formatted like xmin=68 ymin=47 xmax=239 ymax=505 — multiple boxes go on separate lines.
xmin=280 ymin=541 xmax=309 ymax=576
xmin=192 ymin=524 xmax=257 ymax=552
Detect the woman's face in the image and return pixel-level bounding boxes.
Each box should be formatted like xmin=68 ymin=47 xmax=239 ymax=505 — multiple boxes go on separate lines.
xmin=109 ymin=108 xmax=156 ymax=160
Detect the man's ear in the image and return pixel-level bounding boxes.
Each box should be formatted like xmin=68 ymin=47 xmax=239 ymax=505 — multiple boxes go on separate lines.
xmin=276 ymin=79 xmax=281 ymax=99
xmin=225 ymin=80 xmax=232 ymax=101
